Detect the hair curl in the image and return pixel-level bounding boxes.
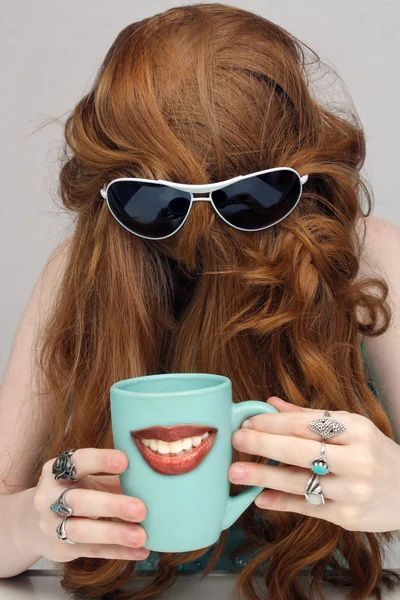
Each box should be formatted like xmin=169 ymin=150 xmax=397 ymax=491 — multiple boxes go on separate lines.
xmin=17 ymin=3 xmax=400 ymax=599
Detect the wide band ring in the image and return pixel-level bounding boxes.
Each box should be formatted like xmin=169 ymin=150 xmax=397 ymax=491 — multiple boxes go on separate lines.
xmin=305 ymin=473 xmax=325 ymax=505
xmin=50 ymin=488 xmax=73 ymax=517
xmin=52 ymin=449 xmax=78 ymax=482
xmin=55 ymin=515 xmax=76 ymax=544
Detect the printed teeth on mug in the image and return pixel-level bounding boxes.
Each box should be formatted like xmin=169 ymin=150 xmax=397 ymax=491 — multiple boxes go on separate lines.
xmin=141 ymin=432 xmax=209 ymax=455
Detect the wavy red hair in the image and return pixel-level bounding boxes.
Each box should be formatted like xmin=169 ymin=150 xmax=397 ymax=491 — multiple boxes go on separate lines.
xmin=11 ymin=3 xmax=400 ymax=599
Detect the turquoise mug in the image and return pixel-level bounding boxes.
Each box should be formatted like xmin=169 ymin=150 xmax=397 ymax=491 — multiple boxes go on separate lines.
xmin=110 ymin=372 xmax=279 ymax=552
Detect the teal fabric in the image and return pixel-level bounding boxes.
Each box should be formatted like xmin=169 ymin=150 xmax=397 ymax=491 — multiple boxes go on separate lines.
xmin=136 ymin=520 xmax=252 ymax=572
xmin=136 ymin=343 xmax=373 ymax=573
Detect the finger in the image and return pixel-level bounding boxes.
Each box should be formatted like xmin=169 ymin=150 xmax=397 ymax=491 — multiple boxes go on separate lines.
xmin=254 ymin=488 xmax=338 ymax=523
xmin=63 ymin=473 xmax=123 ymax=496
xmin=54 ymin=488 xmax=147 ymax=522
xmin=61 ymin=516 xmax=147 ymax=548
xmin=266 ymin=397 xmax=307 ymax=412
xmin=76 ymin=544 xmax=150 ymax=561
xmin=228 ymin=462 xmax=340 ymax=499
xmin=86 ymin=474 xmax=123 ymax=494
xmin=266 ymin=396 xmax=350 ymax=415
xmin=240 ymin=409 xmax=362 ymax=445
xmin=232 ymin=428 xmax=348 ymax=473
xmin=47 ymin=448 xmax=128 ymax=481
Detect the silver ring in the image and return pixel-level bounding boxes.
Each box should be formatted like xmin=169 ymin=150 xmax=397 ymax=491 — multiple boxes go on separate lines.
xmin=305 ymin=473 xmax=325 ymax=505
xmin=52 ymin=449 xmax=78 ymax=482
xmin=311 ymin=440 xmax=329 ymax=475
xmin=50 ymin=488 xmax=73 ymax=517
xmin=55 ymin=515 xmax=76 ymax=544
xmin=308 ymin=410 xmax=346 ymax=441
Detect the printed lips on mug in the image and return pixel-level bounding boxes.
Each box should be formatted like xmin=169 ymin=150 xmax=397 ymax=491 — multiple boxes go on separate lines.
xmin=130 ymin=424 xmax=218 ymax=475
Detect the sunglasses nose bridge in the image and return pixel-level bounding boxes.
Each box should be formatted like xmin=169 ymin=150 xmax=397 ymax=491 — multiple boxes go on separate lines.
xmin=191 ymin=194 xmax=213 ymax=202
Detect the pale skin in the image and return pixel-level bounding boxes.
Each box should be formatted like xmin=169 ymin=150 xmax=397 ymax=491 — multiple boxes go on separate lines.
xmin=27 ymin=449 xmax=150 ymax=563
xmin=228 ymin=216 xmax=400 ymax=535
xmin=1 ymin=215 xmax=399 ymax=573
xmin=229 ymin=401 xmax=400 ymax=532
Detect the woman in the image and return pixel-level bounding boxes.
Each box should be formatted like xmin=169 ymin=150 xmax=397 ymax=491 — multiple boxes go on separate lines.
xmin=1 ymin=3 xmax=400 ymax=599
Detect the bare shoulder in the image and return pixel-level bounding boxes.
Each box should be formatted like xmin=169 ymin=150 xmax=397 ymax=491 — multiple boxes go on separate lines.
xmin=355 ymin=215 xmax=400 ymax=277
xmin=356 ymin=214 xmax=400 ymax=246
xmin=0 ymin=235 xmax=74 ymax=493
xmin=30 ymin=235 xmax=74 ymax=325
xmin=354 ymin=216 xmax=400 ymax=435
xmin=355 ymin=215 xmax=400 ymax=343
xmin=41 ymin=235 xmax=73 ymax=284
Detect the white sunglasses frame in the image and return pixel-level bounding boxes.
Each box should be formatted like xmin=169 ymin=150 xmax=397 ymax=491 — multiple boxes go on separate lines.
xmin=99 ymin=167 xmax=309 ymax=241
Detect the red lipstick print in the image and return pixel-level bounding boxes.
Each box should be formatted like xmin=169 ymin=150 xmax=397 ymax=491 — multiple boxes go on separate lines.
xmin=130 ymin=424 xmax=217 ymax=476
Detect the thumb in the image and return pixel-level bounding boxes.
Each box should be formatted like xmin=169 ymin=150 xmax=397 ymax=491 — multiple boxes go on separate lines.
xmin=266 ymin=396 xmax=306 ymax=412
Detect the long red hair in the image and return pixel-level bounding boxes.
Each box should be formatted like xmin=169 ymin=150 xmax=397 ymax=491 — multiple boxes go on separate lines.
xmin=15 ymin=3 xmax=400 ymax=598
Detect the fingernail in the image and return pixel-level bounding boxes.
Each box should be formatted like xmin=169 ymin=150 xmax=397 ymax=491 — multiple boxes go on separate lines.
xmin=241 ymin=419 xmax=251 ymax=429
xmin=230 ymin=465 xmax=247 ymax=479
xmin=268 ymin=396 xmax=288 ymax=404
xmin=130 ymin=549 xmax=147 ymax=559
xmin=125 ymin=501 xmax=140 ymax=518
xmin=127 ymin=529 xmax=139 ymax=543
xmin=111 ymin=453 xmax=124 ymax=467
xmin=255 ymin=495 xmax=269 ymax=508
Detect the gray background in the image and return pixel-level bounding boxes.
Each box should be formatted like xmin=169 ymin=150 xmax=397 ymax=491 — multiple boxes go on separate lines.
xmin=1 ymin=0 xmax=400 ymax=572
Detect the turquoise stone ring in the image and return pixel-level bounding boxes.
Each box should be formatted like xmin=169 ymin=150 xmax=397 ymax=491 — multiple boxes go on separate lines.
xmin=50 ymin=502 xmax=72 ymax=517
xmin=306 ymin=443 xmax=328 ymax=504
xmin=310 ymin=439 xmax=329 ymax=476
xmin=49 ymin=488 xmax=73 ymax=517
xmin=311 ymin=459 xmax=329 ymax=475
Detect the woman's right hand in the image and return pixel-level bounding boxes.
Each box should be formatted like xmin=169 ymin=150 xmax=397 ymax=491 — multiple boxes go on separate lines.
xmin=27 ymin=448 xmax=151 ymax=563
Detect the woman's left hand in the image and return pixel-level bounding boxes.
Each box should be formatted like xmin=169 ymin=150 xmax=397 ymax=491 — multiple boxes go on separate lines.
xmin=228 ymin=396 xmax=400 ymax=533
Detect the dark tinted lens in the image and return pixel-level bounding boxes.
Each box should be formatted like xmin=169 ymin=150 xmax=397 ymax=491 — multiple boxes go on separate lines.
xmin=107 ymin=181 xmax=191 ymax=239
xmin=211 ymin=169 xmax=301 ymax=230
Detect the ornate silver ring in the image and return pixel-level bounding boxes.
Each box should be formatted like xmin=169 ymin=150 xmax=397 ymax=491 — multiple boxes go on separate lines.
xmin=308 ymin=410 xmax=346 ymax=441
xmin=52 ymin=449 xmax=78 ymax=482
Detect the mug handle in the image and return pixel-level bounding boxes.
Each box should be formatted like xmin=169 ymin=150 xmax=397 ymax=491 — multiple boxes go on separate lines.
xmin=221 ymin=400 xmax=280 ymax=531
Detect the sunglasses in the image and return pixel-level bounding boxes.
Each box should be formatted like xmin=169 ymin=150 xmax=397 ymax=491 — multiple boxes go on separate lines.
xmin=100 ymin=167 xmax=309 ymax=241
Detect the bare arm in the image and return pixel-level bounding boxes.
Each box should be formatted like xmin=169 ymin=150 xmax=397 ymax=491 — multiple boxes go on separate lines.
xmin=0 ymin=237 xmax=149 ymax=578
xmin=0 ymin=237 xmax=72 ymax=576
xmin=0 ymin=488 xmax=42 ymax=576
xmin=356 ymin=216 xmax=400 ymax=444
xmin=356 ymin=216 xmax=400 ymax=540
